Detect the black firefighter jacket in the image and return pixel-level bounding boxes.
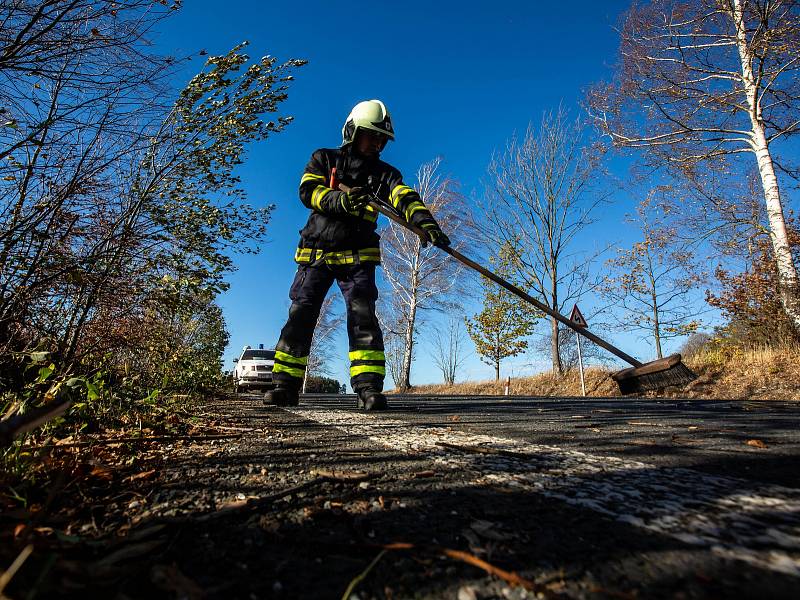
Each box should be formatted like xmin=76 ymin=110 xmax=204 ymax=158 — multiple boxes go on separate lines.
xmin=295 ymin=145 xmax=436 ymax=265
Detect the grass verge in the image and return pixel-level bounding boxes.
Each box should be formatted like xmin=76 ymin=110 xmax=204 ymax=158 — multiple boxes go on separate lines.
xmin=398 ymin=344 xmax=800 ymax=400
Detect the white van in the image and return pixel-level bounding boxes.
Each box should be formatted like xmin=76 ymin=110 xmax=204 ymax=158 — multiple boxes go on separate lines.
xmin=233 ymin=345 xmax=275 ymax=393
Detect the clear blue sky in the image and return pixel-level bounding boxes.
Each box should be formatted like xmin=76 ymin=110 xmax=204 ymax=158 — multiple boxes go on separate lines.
xmin=155 ymin=0 xmax=706 ymax=388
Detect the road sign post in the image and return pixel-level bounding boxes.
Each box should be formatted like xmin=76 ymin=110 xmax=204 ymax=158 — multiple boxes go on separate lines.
xmin=570 ymin=304 xmax=588 ymax=397
xmin=576 ymin=335 xmax=586 ymax=397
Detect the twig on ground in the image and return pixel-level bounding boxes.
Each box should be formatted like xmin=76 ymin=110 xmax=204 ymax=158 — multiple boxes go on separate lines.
xmin=0 ymin=399 xmax=72 ymax=447
xmin=371 ymin=542 xmax=552 ymax=596
xmin=312 ymin=469 xmax=374 ymax=482
xmin=193 ymin=477 xmax=328 ymax=522
xmin=340 ymin=550 xmax=388 ymax=600
xmin=25 ymin=433 xmax=242 ymax=450
xmin=436 ymin=442 xmax=530 ymax=460
xmin=441 ymin=547 xmax=538 ymax=591
xmin=0 ymin=544 xmax=34 ymax=595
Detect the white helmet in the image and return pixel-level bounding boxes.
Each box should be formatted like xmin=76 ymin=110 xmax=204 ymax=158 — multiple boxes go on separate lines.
xmin=341 ymin=99 xmax=395 ymax=146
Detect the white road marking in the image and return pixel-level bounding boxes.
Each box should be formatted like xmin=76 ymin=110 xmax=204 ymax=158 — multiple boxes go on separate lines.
xmin=289 ymin=408 xmax=800 ymax=577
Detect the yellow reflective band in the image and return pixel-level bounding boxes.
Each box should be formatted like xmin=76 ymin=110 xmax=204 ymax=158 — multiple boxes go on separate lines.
xmin=274 ymin=350 xmax=308 ymax=366
xmin=349 ymin=349 xmax=386 ymax=362
xmin=404 ymin=201 xmax=426 ymax=221
xmin=344 ymin=205 xmax=378 ymax=223
xmin=311 ymin=186 xmax=330 ymax=210
xmin=390 ymin=185 xmax=415 ymax=209
xmin=350 ymin=364 xmax=386 ymax=377
xmin=273 ymin=363 xmax=305 ymax=379
xmin=294 ymin=248 xmax=381 ymax=265
xmin=301 ymin=173 xmax=326 ymax=185
xmin=361 ymin=206 xmax=378 ymax=222
xmin=325 ymin=253 xmax=356 ymax=265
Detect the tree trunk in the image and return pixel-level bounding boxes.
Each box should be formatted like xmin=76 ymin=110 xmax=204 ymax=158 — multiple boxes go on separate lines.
xmin=495 ymin=358 xmax=500 ymax=381
xmin=732 ymin=0 xmax=800 ymax=330
xmin=399 ymin=290 xmax=417 ymax=392
xmin=647 ymin=254 xmax=663 ymax=359
xmin=652 ymin=299 xmax=663 ymax=360
xmin=550 ymin=265 xmax=563 ymax=374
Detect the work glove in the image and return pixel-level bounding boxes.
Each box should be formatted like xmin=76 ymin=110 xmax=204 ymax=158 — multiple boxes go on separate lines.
xmin=420 ymin=220 xmax=450 ymax=248
xmin=339 ymin=186 xmax=371 ymax=213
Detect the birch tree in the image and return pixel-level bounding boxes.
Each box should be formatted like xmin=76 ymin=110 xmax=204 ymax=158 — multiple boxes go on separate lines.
xmin=380 ymin=159 xmax=467 ymax=391
xmin=589 ymin=0 xmax=800 ymax=329
xmin=303 ymin=293 xmax=343 ymax=392
xmin=480 ymin=108 xmax=607 ymax=375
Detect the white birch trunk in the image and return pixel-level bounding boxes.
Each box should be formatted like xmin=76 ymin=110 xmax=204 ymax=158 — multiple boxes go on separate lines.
xmin=400 ymin=267 xmax=419 ymax=391
xmin=732 ymin=0 xmax=800 ymax=329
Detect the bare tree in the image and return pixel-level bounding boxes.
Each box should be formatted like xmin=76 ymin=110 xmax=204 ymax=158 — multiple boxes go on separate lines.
xmin=380 ymin=158 xmax=468 ymax=391
xmin=303 ymin=293 xmax=343 ymax=392
xmin=480 ymin=108 xmax=607 ymax=375
xmin=589 ymin=0 xmax=800 ymax=329
xmin=0 ymin=1 xmax=304 ymax=392
xmin=430 ymin=315 xmax=470 ymax=385
xmin=600 ymin=199 xmax=706 ymax=359
xmin=380 ymin=326 xmax=405 ymax=391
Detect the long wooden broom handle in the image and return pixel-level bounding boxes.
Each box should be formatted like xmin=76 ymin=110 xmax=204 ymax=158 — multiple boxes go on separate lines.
xmin=338 ymin=183 xmax=644 ymax=368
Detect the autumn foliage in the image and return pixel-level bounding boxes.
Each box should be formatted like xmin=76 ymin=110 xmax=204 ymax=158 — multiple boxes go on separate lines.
xmin=707 ymin=226 xmax=800 ymax=347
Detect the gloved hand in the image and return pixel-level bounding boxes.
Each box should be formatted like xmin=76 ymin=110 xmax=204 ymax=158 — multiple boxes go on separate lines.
xmin=339 ymin=186 xmax=371 ymax=213
xmin=421 ymin=221 xmax=450 ymax=247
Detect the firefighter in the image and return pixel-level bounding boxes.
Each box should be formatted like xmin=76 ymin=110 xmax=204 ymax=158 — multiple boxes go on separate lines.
xmin=265 ymin=99 xmax=449 ymax=410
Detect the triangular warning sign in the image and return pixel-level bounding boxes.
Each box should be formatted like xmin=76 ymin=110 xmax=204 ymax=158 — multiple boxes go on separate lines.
xmin=569 ymin=304 xmax=588 ymax=328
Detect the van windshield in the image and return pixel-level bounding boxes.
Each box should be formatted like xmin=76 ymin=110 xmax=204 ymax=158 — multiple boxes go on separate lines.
xmin=242 ymin=350 xmax=275 ymax=360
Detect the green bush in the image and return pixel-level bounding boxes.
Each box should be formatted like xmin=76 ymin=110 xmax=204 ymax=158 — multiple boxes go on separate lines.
xmin=304 ymin=376 xmax=344 ymax=394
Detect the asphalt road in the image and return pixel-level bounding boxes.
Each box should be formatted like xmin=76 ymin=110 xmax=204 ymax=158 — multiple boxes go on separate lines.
xmin=281 ymin=393 xmax=800 ymax=596
xmin=299 ymin=393 xmax=800 ymax=485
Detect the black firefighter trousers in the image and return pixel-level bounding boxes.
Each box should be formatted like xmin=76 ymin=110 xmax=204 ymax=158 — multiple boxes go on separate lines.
xmin=272 ymin=262 xmax=385 ymax=394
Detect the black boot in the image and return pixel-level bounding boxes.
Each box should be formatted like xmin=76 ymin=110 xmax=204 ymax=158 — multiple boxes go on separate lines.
xmin=264 ymin=386 xmax=299 ymax=407
xmin=357 ymin=389 xmax=387 ymax=411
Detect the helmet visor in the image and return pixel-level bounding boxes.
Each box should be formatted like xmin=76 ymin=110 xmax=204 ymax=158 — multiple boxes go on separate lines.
xmin=356 ymin=128 xmax=389 ymax=152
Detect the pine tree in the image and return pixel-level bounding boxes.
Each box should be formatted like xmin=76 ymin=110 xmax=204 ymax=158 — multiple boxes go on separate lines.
xmin=465 ymin=244 xmax=539 ymax=380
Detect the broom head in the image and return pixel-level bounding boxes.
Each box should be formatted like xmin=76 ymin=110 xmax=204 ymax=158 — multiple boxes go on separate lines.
xmin=612 ymin=353 xmax=697 ymax=395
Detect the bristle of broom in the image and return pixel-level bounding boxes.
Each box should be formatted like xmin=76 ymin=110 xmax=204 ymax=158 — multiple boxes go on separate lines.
xmin=613 ymin=356 xmax=697 ymax=395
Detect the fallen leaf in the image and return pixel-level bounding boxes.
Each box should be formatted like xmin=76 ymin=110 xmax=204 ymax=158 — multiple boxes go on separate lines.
xmin=412 ymin=470 xmax=436 ymax=479
xmin=89 ymin=464 xmax=115 ymax=481
xmin=448 ymin=415 xmax=460 ymax=422
xmin=746 ymin=439 xmax=768 ymax=449
xmin=124 ymin=469 xmax=157 ymax=483
xmin=14 ymin=523 xmax=26 ymax=538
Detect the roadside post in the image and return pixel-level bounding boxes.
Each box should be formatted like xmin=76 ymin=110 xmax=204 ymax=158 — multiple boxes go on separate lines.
xmin=570 ymin=304 xmax=589 ymax=397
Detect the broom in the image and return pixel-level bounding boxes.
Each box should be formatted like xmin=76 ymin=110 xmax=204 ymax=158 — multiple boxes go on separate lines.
xmin=343 ymin=182 xmax=697 ymax=395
